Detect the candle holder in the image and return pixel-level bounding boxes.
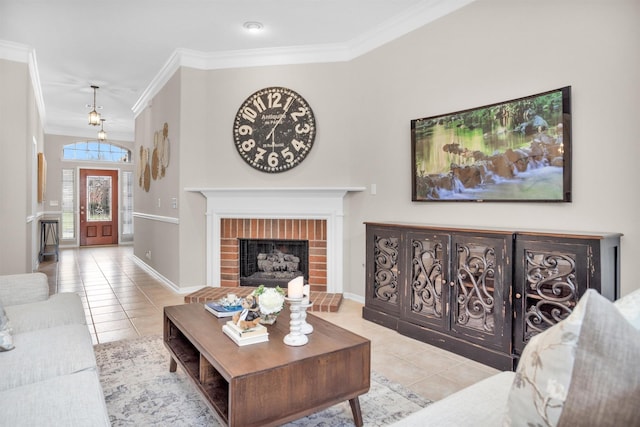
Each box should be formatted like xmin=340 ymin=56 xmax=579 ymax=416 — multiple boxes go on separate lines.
xmin=300 ymin=300 xmax=313 ymax=334
xmin=284 ymin=297 xmax=308 ymax=346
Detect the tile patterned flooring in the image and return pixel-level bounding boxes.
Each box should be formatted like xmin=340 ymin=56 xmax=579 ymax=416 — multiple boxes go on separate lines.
xmin=38 ymin=245 xmax=500 ymax=401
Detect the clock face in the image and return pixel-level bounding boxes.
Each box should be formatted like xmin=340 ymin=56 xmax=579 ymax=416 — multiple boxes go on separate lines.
xmin=233 ymin=87 xmax=316 ymax=173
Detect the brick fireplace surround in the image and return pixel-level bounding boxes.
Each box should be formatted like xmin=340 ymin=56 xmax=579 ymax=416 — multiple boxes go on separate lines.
xmin=185 ymin=187 xmax=366 ymax=311
xmin=220 ymin=218 xmax=327 ymax=291
xmin=185 ymin=217 xmax=346 ymax=311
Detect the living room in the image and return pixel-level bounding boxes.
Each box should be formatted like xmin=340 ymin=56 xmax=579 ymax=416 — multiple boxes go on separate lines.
xmin=1 ymin=0 xmax=639 ymax=425
xmin=95 ymin=0 xmax=640 ymax=301
xmin=0 ymin=0 xmax=637 ymax=300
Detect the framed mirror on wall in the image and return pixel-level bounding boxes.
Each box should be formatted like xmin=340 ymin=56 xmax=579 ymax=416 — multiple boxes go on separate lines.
xmin=37 ymin=152 xmax=46 ymax=203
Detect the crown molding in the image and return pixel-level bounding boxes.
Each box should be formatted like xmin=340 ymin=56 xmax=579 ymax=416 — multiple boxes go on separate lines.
xmin=348 ymin=0 xmax=475 ymax=57
xmin=131 ymin=43 xmax=350 ymax=117
xmin=0 ymin=39 xmax=30 ymax=62
xmin=0 ymin=40 xmax=46 ymax=128
xmin=131 ymin=0 xmax=476 ymax=118
xmin=28 ymin=49 xmax=46 ymax=130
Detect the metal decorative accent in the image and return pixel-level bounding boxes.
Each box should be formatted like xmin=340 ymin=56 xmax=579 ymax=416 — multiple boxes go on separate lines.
xmin=139 ymin=122 xmax=170 ymax=191
xmin=410 ymin=239 xmax=444 ymax=318
xmin=373 ymin=236 xmax=399 ymax=303
xmin=455 ymin=244 xmax=495 ymax=333
xmin=523 ymin=251 xmax=577 ymax=341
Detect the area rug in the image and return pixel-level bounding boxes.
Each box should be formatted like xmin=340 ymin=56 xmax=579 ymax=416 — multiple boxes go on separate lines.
xmin=95 ymin=335 xmax=431 ymax=426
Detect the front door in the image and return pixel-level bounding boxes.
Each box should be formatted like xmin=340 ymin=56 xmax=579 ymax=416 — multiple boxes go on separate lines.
xmin=80 ymin=169 xmax=118 ymax=246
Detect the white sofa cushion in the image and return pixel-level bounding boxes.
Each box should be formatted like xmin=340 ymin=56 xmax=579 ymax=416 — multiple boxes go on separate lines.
xmin=506 ymin=289 xmax=640 ymax=427
xmin=0 ymin=370 xmax=110 ymax=426
xmin=4 ymin=293 xmax=86 ymax=334
xmin=0 ymin=324 xmax=97 ymax=391
xmin=390 ymin=371 xmax=515 ymax=426
xmin=0 ymin=273 xmax=49 ymax=306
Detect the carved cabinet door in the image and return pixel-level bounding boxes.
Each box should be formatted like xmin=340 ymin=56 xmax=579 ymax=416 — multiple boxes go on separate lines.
xmin=449 ymin=234 xmax=512 ymax=352
xmin=400 ymin=231 xmax=451 ymax=331
xmin=513 ymin=238 xmax=591 ymax=354
xmin=365 ymin=226 xmax=404 ymax=316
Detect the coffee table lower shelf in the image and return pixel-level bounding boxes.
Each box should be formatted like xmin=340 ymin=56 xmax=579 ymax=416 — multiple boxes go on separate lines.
xmin=165 ymin=329 xmax=230 ymax=423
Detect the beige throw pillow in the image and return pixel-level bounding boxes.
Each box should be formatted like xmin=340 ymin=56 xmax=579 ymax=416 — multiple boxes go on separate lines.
xmin=505 ymin=289 xmax=640 ymax=427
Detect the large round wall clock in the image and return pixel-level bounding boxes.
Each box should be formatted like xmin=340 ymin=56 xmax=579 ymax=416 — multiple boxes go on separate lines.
xmin=233 ymin=86 xmax=316 ymax=173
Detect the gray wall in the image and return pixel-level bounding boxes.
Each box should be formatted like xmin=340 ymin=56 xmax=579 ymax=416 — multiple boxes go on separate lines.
xmin=135 ymin=0 xmax=639 ymax=297
xmin=134 ymin=71 xmax=181 ymax=285
xmin=344 ymin=0 xmax=640 ymax=297
xmin=0 ymin=57 xmax=43 ymax=274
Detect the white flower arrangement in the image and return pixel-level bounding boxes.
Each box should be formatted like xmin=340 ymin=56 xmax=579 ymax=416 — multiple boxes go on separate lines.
xmin=254 ymin=285 xmax=285 ymax=315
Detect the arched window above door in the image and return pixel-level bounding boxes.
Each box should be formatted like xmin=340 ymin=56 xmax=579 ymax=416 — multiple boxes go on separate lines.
xmin=62 ymin=141 xmax=131 ymax=163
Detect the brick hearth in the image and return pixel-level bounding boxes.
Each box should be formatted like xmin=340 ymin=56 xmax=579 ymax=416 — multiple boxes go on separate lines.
xmin=184 ymin=286 xmax=342 ymax=312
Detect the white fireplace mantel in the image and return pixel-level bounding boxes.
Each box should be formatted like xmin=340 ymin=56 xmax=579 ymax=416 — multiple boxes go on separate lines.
xmin=186 ymin=187 xmax=365 ymax=292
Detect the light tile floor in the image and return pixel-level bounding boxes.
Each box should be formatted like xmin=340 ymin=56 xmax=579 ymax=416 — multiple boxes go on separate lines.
xmin=38 ymin=245 xmax=500 ymax=401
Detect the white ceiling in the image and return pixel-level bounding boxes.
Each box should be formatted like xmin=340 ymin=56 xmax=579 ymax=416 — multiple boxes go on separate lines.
xmin=0 ymin=0 xmax=473 ymax=141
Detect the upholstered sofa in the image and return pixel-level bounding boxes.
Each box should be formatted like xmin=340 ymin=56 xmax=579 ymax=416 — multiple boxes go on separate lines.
xmin=0 ymin=273 xmax=110 ymax=426
xmin=392 ymin=288 xmax=640 ymax=427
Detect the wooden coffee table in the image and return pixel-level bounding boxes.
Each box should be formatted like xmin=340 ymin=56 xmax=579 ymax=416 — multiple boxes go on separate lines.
xmin=163 ymin=303 xmax=370 ymax=427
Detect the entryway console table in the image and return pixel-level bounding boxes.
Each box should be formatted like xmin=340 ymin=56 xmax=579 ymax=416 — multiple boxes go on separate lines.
xmin=39 ymin=218 xmax=59 ymax=262
xmin=362 ymin=222 xmax=621 ymax=370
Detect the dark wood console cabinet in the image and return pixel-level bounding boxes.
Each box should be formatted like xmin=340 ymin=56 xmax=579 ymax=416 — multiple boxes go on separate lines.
xmin=363 ymin=223 xmax=621 ymax=370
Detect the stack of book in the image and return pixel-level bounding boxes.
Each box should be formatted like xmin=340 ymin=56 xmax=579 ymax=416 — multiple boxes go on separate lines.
xmin=204 ymin=301 xmax=242 ymax=318
xmin=222 ymin=321 xmax=269 ymax=346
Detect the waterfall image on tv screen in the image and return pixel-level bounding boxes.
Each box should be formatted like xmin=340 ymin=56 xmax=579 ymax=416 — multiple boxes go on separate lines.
xmin=411 ymin=86 xmax=572 ymax=202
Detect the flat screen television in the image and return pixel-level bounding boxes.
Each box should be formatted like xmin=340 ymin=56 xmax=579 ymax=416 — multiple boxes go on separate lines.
xmin=411 ymin=86 xmax=571 ymax=202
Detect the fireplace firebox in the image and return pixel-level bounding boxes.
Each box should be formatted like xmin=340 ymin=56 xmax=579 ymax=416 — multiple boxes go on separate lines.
xmin=239 ymin=238 xmax=308 ymax=287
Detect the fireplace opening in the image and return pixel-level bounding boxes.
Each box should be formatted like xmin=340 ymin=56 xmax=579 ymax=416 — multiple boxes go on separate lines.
xmin=239 ymin=238 xmax=308 ymax=287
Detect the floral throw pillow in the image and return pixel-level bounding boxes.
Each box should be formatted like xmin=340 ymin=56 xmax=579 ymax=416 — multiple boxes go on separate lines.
xmin=0 ymin=301 xmax=9 ymax=331
xmin=0 ymin=330 xmax=14 ymax=351
xmin=0 ymin=302 xmax=15 ymax=351
xmin=614 ymin=288 xmax=640 ymax=329
xmin=505 ymin=289 xmax=640 ymax=427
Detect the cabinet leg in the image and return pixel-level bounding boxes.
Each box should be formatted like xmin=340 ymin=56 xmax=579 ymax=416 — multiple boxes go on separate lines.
xmin=349 ymin=397 xmax=363 ymax=427
xmin=169 ymin=357 xmax=177 ymax=373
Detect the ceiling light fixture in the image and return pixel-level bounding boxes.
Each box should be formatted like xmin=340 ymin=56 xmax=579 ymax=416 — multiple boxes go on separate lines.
xmin=243 ymin=21 xmax=264 ymax=33
xmin=97 ymin=118 xmax=107 ymax=141
xmin=88 ymin=85 xmax=101 ymax=126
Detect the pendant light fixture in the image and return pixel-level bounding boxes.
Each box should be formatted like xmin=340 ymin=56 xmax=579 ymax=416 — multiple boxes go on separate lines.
xmin=98 ymin=118 xmax=107 ymax=141
xmin=88 ymin=85 xmax=101 ymax=126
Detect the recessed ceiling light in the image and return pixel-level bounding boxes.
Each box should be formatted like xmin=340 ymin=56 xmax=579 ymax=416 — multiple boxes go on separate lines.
xmin=243 ymin=21 xmax=264 ymax=33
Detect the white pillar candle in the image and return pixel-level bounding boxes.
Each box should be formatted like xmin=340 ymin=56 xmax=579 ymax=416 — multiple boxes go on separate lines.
xmin=288 ymin=276 xmax=304 ymax=298
xmin=302 ymin=284 xmax=310 ymax=304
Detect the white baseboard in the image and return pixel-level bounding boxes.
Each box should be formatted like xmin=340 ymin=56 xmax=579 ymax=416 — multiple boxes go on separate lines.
xmin=131 ymin=255 xmax=203 ymax=295
xmin=342 ymin=292 xmax=365 ymax=304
